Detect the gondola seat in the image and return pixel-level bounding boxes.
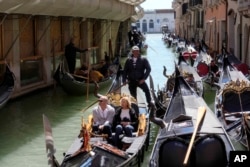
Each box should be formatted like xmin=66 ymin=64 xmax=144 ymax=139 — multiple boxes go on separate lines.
xmin=195 ymin=135 xmax=228 ymax=167
xmin=159 ymin=137 xmax=194 ymax=167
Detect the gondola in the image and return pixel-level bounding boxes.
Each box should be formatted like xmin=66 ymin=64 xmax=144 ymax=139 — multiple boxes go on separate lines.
xmin=193 ymin=51 xmax=211 ymax=78
xmin=149 ymin=54 xmax=205 ymax=118
xmin=178 ymin=53 xmax=204 ymax=97
xmin=149 ymin=67 xmax=235 ymax=167
xmin=214 ymin=60 xmax=250 ymax=150
xmin=54 ymin=61 xmax=120 ymax=96
xmin=43 ymin=72 xmax=151 ymax=167
xmin=177 ymin=45 xmax=211 ymax=79
xmin=0 ymin=64 xmax=15 ymax=109
xmin=227 ymin=54 xmax=249 ymax=77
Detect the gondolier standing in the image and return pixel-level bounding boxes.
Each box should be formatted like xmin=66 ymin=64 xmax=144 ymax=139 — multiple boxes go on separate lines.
xmin=65 ymin=38 xmax=90 ymax=74
xmin=122 ymin=46 xmax=152 ymax=106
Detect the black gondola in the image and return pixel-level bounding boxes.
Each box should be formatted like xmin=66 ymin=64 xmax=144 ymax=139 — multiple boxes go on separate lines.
xmin=214 ymin=60 xmax=250 ymax=150
xmin=54 ymin=61 xmax=119 ymax=96
xmin=0 ymin=64 xmax=15 ymax=109
xmin=150 ymin=54 xmax=205 ymax=117
xmin=149 ymin=67 xmax=234 ymax=167
xmin=43 ymin=73 xmax=151 ymax=167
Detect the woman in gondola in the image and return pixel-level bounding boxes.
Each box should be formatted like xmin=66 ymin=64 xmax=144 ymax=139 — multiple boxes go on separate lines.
xmin=112 ymin=96 xmax=138 ymax=149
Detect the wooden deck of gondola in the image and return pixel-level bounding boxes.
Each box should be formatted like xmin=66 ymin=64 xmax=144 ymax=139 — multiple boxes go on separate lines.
xmin=125 ymin=135 xmax=146 ymax=154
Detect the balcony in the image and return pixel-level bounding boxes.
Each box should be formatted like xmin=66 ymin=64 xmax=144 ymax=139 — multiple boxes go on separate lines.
xmin=238 ymin=0 xmax=250 ymax=18
xmin=189 ymin=0 xmax=202 ymax=7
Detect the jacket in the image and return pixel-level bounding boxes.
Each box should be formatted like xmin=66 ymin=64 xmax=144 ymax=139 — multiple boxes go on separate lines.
xmin=122 ymin=56 xmax=151 ymax=83
xmin=112 ymin=107 xmax=139 ymax=132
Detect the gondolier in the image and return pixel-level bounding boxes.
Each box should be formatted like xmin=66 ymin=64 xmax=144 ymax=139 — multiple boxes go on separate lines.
xmin=64 ymin=38 xmax=90 ymax=74
xmin=122 ymin=45 xmax=152 ymax=106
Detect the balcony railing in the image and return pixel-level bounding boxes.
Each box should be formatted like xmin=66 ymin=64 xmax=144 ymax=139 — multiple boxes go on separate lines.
xmin=189 ymin=0 xmax=202 ymax=7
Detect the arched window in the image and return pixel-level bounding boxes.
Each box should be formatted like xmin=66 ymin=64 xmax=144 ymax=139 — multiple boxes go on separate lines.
xmin=136 ymin=20 xmax=140 ymax=28
xmin=149 ymin=19 xmax=154 ymax=28
xmin=142 ymin=19 xmax=147 ymax=32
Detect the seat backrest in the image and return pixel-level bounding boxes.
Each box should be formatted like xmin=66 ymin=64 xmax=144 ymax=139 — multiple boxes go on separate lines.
xmin=195 ymin=134 xmax=227 ymax=167
xmin=159 ymin=137 xmax=194 ymax=167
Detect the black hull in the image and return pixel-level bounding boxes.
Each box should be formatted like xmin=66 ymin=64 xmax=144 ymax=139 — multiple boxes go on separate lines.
xmin=54 ymin=63 xmax=119 ymax=96
xmin=214 ymin=62 xmax=250 ymax=150
xmin=0 ymin=64 xmax=15 ymax=109
xmin=149 ymin=68 xmax=234 ymax=167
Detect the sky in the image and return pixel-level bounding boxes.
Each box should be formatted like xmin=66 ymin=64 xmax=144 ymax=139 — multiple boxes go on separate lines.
xmin=140 ymin=0 xmax=173 ymax=10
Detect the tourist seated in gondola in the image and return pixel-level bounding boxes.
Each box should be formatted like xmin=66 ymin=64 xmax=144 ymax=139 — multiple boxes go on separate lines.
xmin=75 ymin=63 xmax=104 ymax=82
xmin=185 ymin=73 xmax=197 ymax=89
xmin=92 ymin=96 xmax=115 ymax=143
xmin=112 ymin=96 xmax=138 ymax=149
xmin=209 ymin=60 xmax=220 ymax=84
xmin=75 ymin=63 xmax=88 ymax=77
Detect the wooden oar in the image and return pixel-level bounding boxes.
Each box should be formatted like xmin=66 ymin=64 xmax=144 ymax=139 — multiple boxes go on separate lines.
xmin=42 ymin=114 xmax=60 ymax=167
xmin=183 ymin=106 xmax=206 ymax=166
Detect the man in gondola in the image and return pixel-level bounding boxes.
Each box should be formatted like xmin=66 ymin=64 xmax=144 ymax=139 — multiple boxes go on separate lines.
xmin=122 ymin=45 xmax=152 ymax=107
xmin=92 ymin=96 xmax=115 ymax=143
xmin=209 ymin=60 xmax=220 ymax=84
xmin=64 ymin=38 xmax=90 ymax=74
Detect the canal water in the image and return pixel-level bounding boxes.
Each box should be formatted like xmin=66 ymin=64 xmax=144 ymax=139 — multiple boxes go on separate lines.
xmin=0 ymin=34 xmax=243 ymax=167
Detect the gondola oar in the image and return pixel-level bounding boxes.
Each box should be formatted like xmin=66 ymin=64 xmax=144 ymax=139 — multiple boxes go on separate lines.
xmin=183 ymin=106 xmax=206 ymax=166
xmin=43 ymin=114 xmax=60 ymax=167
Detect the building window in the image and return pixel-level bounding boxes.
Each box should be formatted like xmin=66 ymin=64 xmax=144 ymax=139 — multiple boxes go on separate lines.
xmin=163 ymin=18 xmax=169 ymax=22
xmin=136 ymin=21 xmax=140 ymax=28
xmin=149 ymin=19 xmax=154 ymax=28
xmin=142 ymin=20 xmax=147 ymax=32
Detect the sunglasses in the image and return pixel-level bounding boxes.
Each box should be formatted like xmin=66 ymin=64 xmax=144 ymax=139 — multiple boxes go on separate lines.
xmin=98 ymin=100 xmax=103 ymax=102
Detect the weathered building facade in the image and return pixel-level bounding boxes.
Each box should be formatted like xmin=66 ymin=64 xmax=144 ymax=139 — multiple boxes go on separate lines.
xmin=0 ymin=0 xmax=145 ymax=98
xmin=137 ymin=9 xmax=175 ymax=33
xmin=172 ymin=0 xmax=250 ymax=65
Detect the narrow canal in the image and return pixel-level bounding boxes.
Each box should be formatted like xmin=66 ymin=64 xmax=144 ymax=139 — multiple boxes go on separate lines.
xmin=0 ymin=34 xmax=243 ymax=167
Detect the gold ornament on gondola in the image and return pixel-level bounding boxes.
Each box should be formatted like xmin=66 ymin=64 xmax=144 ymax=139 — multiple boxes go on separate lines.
xmin=107 ymin=93 xmax=137 ymax=106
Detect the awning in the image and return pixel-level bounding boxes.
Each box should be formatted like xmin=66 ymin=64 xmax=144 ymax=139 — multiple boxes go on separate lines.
xmin=0 ymin=0 xmax=142 ymax=21
xmin=118 ymin=0 xmax=145 ymax=6
xmin=131 ymin=5 xmax=144 ymax=22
